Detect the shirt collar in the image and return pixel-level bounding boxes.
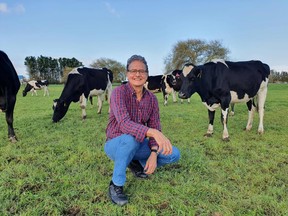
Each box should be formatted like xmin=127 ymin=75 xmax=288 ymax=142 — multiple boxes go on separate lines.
xmin=126 ymin=82 xmax=148 ymax=97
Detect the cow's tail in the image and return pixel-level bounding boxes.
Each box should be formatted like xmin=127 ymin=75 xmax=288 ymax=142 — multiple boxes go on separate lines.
xmin=253 ymin=96 xmax=259 ymax=112
xmin=89 ymin=96 xmax=93 ymax=105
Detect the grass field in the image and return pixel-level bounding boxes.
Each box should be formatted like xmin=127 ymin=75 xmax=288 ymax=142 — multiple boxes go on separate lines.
xmin=0 ymin=83 xmax=288 ymax=215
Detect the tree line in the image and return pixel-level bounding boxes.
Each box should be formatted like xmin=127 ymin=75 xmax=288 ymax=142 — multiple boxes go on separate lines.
xmin=24 ymin=56 xmax=83 ymax=83
xmin=24 ymin=39 xmax=288 ymax=84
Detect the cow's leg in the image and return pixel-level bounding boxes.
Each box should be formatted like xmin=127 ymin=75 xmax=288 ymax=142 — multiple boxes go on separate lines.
xmin=32 ymin=89 xmax=37 ymax=96
xmin=79 ymin=94 xmax=87 ymax=119
xmin=187 ymin=98 xmax=190 ymax=104
xmin=257 ymin=85 xmax=268 ymax=134
xmin=229 ymin=103 xmax=235 ymax=116
xmin=205 ymin=110 xmax=215 ymax=137
xmin=221 ymin=108 xmax=229 ymax=141
xmin=172 ymin=89 xmax=177 ymax=103
xmin=97 ymin=94 xmax=104 ymax=114
xmin=43 ymin=86 xmax=49 ymax=96
xmin=6 ymin=95 xmax=17 ymax=142
xmin=163 ymin=92 xmax=169 ymax=106
xmin=245 ymin=100 xmax=255 ymax=131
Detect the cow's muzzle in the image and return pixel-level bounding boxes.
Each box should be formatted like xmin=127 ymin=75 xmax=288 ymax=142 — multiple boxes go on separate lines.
xmin=178 ymin=92 xmax=187 ymax=99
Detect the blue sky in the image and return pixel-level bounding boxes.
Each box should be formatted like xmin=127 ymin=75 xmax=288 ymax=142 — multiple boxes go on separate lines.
xmin=1 ymin=0 xmax=287 ymax=76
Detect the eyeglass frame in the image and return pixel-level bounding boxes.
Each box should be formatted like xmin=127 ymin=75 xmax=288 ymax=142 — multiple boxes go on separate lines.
xmin=127 ymin=69 xmax=148 ymax=75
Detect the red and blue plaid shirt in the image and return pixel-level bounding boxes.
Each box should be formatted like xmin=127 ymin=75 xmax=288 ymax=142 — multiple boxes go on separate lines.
xmin=106 ymin=82 xmax=161 ymax=149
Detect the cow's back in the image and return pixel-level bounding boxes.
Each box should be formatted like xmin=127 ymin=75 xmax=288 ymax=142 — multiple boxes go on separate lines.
xmin=77 ymin=67 xmax=110 ymax=91
xmin=224 ymin=61 xmax=270 ymax=97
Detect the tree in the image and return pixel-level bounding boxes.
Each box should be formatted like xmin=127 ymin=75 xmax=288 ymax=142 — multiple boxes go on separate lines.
xmin=90 ymin=58 xmax=125 ymax=83
xmin=61 ymin=67 xmax=74 ymax=83
xmin=164 ymin=39 xmax=230 ymax=73
xmin=24 ymin=56 xmax=38 ymax=79
xmin=24 ymin=56 xmax=83 ymax=83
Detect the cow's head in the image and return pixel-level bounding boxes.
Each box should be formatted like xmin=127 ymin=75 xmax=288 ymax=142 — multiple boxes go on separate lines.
xmin=22 ymin=83 xmax=33 ymax=97
xmin=52 ymin=99 xmax=70 ymax=122
xmin=52 ymin=73 xmax=84 ymax=122
xmin=169 ymin=70 xmax=183 ymax=90
xmin=178 ymin=63 xmax=199 ymax=99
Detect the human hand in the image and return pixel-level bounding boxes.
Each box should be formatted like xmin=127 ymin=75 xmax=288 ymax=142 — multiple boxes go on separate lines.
xmin=152 ymin=129 xmax=172 ymax=155
xmin=144 ymin=153 xmax=157 ymax=174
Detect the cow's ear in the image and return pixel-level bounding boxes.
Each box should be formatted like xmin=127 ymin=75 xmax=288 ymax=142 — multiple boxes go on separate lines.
xmin=193 ymin=67 xmax=202 ymax=78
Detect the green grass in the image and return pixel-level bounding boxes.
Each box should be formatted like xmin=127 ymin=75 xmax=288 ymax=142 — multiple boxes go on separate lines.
xmin=0 ymin=83 xmax=288 ymax=215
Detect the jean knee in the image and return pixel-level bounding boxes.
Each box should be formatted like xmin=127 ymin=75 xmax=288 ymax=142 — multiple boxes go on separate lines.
xmin=121 ymin=134 xmax=140 ymax=149
xmin=172 ymin=146 xmax=181 ymax=163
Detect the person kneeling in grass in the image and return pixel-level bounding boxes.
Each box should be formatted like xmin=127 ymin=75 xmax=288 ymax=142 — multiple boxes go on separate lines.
xmin=104 ymin=54 xmax=180 ymax=206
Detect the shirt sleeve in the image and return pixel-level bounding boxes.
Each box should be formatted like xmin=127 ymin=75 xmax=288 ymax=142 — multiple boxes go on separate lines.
xmin=110 ymin=87 xmax=149 ymax=142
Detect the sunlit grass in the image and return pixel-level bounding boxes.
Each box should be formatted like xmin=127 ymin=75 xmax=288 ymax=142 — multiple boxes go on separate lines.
xmin=0 ymin=83 xmax=287 ymax=215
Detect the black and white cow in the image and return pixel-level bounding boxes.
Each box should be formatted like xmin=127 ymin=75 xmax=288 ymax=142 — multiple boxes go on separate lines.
xmin=144 ymin=75 xmax=163 ymax=93
xmin=23 ymin=80 xmax=49 ymax=96
xmin=162 ymin=69 xmax=190 ymax=105
xmin=0 ymin=50 xmax=21 ymax=142
xmin=179 ymin=60 xmax=270 ymax=141
xmin=52 ymin=67 xmax=113 ymax=122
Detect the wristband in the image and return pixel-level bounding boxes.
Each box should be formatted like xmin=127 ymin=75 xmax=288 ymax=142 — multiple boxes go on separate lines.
xmin=151 ymin=149 xmax=159 ymax=155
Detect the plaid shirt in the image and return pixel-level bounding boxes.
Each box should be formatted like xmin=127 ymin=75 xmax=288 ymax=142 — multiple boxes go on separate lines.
xmin=106 ymin=82 xmax=161 ymax=149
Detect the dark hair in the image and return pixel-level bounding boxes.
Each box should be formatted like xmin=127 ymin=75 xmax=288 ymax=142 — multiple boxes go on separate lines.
xmin=126 ymin=55 xmax=149 ymax=73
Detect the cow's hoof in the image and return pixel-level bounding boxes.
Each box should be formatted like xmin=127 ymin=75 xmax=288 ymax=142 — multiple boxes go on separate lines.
xmin=204 ymin=133 xmax=213 ymax=138
xmin=82 ymin=116 xmax=87 ymax=120
xmin=258 ymin=130 xmax=264 ymax=135
xmin=9 ymin=136 xmax=17 ymax=143
xmin=222 ymin=137 xmax=230 ymax=142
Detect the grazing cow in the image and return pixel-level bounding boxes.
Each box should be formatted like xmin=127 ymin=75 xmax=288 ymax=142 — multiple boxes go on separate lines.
xmin=0 ymin=50 xmax=20 ymax=142
xmin=144 ymin=75 xmax=163 ymax=93
xmin=179 ymin=60 xmax=270 ymax=141
xmin=52 ymin=67 xmax=113 ymax=122
xmin=23 ymin=80 xmax=49 ymax=96
xmin=162 ymin=69 xmax=190 ymax=105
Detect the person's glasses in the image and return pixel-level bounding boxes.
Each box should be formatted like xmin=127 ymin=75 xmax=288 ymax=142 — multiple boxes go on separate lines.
xmin=128 ymin=69 xmax=147 ymax=75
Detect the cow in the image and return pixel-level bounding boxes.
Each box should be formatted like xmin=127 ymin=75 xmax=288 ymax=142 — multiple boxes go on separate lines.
xmin=52 ymin=67 xmax=113 ymax=122
xmin=178 ymin=60 xmax=270 ymax=141
xmin=0 ymin=50 xmax=21 ymax=142
xmin=23 ymin=80 xmax=49 ymax=96
xmin=161 ymin=69 xmax=191 ymax=105
xmin=144 ymin=75 xmax=163 ymax=93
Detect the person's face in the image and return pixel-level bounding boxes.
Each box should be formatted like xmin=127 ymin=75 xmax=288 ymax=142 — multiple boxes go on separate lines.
xmin=127 ymin=60 xmax=148 ymax=88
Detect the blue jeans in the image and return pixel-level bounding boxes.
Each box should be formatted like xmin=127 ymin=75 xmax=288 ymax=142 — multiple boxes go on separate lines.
xmin=104 ymin=134 xmax=180 ymax=186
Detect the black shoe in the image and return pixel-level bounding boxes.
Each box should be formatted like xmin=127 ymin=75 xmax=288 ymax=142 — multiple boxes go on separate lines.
xmin=128 ymin=160 xmax=148 ymax=179
xmin=108 ymin=181 xmax=128 ymax=206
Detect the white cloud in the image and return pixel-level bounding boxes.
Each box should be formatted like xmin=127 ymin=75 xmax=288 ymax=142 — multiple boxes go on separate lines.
xmin=0 ymin=3 xmax=25 ymax=14
xmin=104 ymin=2 xmax=119 ymax=17
xmin=0 ymin=3 xmax=9 ymax=13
